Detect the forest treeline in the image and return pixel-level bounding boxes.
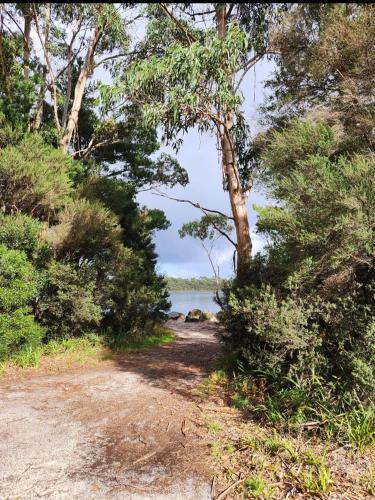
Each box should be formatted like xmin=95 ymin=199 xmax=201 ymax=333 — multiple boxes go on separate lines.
xmin=167 ymin=276 xmax=225 ymax=291
xmin=0 ymin=2 xmax=374 ymax=430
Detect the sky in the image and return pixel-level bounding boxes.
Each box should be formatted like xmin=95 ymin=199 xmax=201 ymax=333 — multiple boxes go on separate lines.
xmin=137 ymin=57 xmax=276 ymax=279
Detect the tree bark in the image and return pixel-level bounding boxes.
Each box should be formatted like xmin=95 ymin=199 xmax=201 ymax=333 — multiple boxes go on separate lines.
xmin=31 ymin=4 xmax=51 ymax=131
xmin=23 ymin=7 xmax=31 ymax=80
xmin=60 ymin=26 xmax=102 ymax=152
xmin=216 ymin=3 xmax=252 ymax=272
xmin=220 ymin=126 xmax=252 ymax=270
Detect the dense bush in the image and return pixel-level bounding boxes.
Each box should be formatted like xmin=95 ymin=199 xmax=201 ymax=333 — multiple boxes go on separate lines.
xmin=221 ymin=119 xmax=375 ymax=414
xmin=0 ymin=134 xmax=74 ymax=220
xmin=37 ymin=262 xmax=102 ymax=340
xmin=0 ymin=129 xmax=171 ymax=363
xmin=0 ymin=245 xmax=44 ymax=362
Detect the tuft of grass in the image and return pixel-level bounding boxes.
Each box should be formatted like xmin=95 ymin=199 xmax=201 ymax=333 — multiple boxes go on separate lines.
xmin=206 ymin=420 xmax=223 ymax=433
xmin=243 ymin=476 xmax=275 ymax=499
xmin=341 ymin=407 xmax=375 ymax=453
xmin=42 ymin=333 xmax=103 ymax=357
xmin=11 ymin=346 xmax=42 ymax=368
xmin=116 ymin=327 xmax=175 ymax=352
xmin=301 ymin=460 xmax=333 ymax=495
xmin=359 ymin=464 xmax=375 ymax=496
xmin=209 ymin=439 xmax=236 ymax=459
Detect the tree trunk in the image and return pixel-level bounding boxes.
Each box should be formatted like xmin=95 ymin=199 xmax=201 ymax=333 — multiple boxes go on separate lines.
xmin=60 ymin=27 xmax=102 ymax=153
xmin=221 ymin=124 xmax=252 ymax=270
xmin=62 ymin=45 xmax=73 ymax=128
xmin=31 ymin=3 xmax=50 ymax=130
xmin=23 ymin=8 xmax=31 ymax=80
xmin=216 ymin=3 xmax=252 ymax=273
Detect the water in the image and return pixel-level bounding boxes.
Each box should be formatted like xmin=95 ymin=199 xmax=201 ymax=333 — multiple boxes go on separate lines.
xmin=168 ymin=290 xmax=221 ymax=314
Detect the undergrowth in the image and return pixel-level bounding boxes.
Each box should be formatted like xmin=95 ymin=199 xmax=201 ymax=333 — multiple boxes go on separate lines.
xmin=201 ymin=352 xmax=375 ymax=455
xmin=0 ymin=326 xmax=175 ymax=375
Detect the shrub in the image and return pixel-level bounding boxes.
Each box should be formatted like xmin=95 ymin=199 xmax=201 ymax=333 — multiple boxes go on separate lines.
xmin=0 ymin=213 xmax=49 ymax=263
xmin=0 ymin=245 xmax=44 ymax=361
xmin=0 ymin=134 xmax=74 ymax=221
xmin=37 ymin=261 xmax=102 ymax=340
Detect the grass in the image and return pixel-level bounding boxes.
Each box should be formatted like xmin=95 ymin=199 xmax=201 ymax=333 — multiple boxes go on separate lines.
xmin=243 ymin=476 xmax=276 ymax=499
xmin=113 ymin=327 xmax=175 ymax=352
xmin=0 ymin=327 xmax=176 ymax=377
xmin=198 ymin=365 xmax=375 ymax=500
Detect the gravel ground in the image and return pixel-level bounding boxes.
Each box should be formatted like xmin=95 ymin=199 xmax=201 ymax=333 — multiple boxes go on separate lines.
xmin=0 ymin=321 xmax=222 ymax=499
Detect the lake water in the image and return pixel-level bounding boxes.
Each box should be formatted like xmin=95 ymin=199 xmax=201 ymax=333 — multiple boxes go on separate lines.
xmin=168 ymin=290 xmax=221 ymax=314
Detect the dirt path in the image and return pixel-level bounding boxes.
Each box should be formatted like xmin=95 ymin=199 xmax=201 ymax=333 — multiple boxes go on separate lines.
xmin=0 ymin=321 xmax=222 ymax=499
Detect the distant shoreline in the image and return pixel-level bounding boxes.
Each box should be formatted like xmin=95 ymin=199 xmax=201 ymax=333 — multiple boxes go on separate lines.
xmin=168 ymin=289 xmax=216 ymax=293
xmin=166 ymin=276 xmax=225 ymax=293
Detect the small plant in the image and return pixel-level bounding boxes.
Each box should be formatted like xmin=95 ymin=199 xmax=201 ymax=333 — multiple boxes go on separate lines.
xmin=206 ymin=420 xmax=222 ymax=433
xmin=209 ymin=439 xmax=236 ymax=459
xmin=342 ymin=407 xmax=375 ymax=453
xmin=359 ymin=464 xmax=375 ymax=496
xmin=243 ymin=476 xmax=276 ymax=499
xmin=302 ymin=461 xmax=333 ymax=494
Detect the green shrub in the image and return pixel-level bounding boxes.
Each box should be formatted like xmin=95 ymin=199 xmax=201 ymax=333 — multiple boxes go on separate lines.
xmin=37 ymin=261 xmax=102 ymax=340
xmin=0 ymin=245 xmax=44 ymax=362
xmin=0 ymin=134 xmax=74 ymax=221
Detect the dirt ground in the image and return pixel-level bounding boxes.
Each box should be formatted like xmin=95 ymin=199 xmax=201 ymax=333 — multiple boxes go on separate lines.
xmin=0 ymin=321 xmax=223 ymax=499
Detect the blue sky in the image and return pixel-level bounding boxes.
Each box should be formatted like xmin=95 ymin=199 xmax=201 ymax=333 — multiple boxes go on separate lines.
xmin=137 ymin=57 xmax=276 ymax=279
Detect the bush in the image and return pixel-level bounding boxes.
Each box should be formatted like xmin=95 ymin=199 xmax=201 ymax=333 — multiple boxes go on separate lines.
xmin=37 ymin=261 xmax=102 ymax=340
xmin=222 ymin=271 xmax=375 ymax=418
xmin=0 ymin=245 xmax=44 ymax=362
xmin=0 ymin=134 xmax=74 ymax=221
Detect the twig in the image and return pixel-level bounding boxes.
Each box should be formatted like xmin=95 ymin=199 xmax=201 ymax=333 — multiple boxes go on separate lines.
xmin=214 ymin=477 xmax=245 ymax=500
xmin=181 ymin=418 xmax=187 ymax=437
xmin=133 ymin=450 xmax=157 ymax=465
xmin=211 ymin=475 xmax=216 ymax=498
xmin=138 ymin=434 xmax=148 ymax=445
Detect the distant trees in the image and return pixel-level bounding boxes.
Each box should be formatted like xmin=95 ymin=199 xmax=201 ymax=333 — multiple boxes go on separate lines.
xmin=179 ymin=214 xmax=233 ymax=302
xmin=166 ymin=276 xmax=225 ymax=292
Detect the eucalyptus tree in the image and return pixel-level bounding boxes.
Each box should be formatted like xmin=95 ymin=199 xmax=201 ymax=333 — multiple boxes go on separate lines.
xmin=179 ymin=214 xmax=233 ymax=297
xmin=0 ymin=4 xmax=132 ymax=150
xmin=120 ymin=3 xmax=281 ymax=277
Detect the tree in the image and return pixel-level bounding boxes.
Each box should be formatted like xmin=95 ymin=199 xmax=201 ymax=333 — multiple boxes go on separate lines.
xmin=220 ymin=3 xmax=375 ymax=413
xmin=119 ymin=3 xmax=281 ymax=276
xmin=261 ymin=4 xmax=375 ymax=153
xmin=179 ymin=214 xmax=233 ymax=303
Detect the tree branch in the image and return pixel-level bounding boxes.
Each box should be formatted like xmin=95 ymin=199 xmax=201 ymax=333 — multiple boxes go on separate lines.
xmin=153 ymin=190 xmax=234 ymax=220
xmin=235 ymin=53 xmax=264 ymax=93
xmin=160 ymin=3 xmax=197 ymax=43
xmin=153 ymin=190 xmax=237 ymax=248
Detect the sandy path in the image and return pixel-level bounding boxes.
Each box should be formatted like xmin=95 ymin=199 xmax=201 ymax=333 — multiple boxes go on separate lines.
xmin=0 ymin=321 xmax=222 ymax=499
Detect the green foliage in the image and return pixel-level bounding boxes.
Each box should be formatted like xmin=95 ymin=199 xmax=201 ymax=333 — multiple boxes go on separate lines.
xmin=179 ymin=215 xmax=232 ymax=242
xmin=44 ymin=199 xmax=123 ymax=263
xmin=123 ymin=21 xmax=248 ymax=150
xmin=223 ymin=9 xmax=375 ymax=422
xmin=0 ymin=213 xmax=45 ymax=259
xmin=37 ymin=262 xmax=101 ymax=340
xmin=0 ymin=32 xmax=38 ymax=127
xmin=0 ymin=245 xmax=44 ymax=362
xmin=0 ymin=134 xmax=74 ymax=220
